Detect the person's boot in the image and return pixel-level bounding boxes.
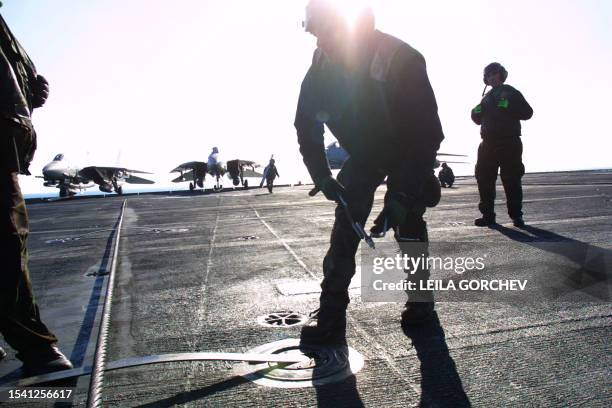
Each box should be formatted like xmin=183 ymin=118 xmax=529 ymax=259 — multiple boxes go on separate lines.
xmin=300 ymin=308 xmax=347 ymax=346
xmin=18 ymin=345 xmax=73 ymax=377
xmin=474 ymin=215 xmax=496 ymax=227
xmin=401 ymin=301 xmax=435 ymax=325
xmin=512 ymin=216 xmax=525 ymax=228
xmin=0 ymin=346 xmax=6 ymax=361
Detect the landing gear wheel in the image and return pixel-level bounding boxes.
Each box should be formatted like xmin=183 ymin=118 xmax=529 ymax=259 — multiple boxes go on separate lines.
xmin=189 ymin=182 xmax=195 ymax=191
xmin=243 ymin=180 xmax=249 ymax=189
xmin=59 ymin=187 xmax=68 ymax=198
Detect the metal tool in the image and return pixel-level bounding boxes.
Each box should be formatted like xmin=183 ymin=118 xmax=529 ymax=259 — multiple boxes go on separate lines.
xmin=337 ymin=193 xmax=376 ymax=249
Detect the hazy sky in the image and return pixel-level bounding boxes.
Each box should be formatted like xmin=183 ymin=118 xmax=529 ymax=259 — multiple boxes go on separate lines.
xmin=3 ymin=0 xmax=611 ymax=194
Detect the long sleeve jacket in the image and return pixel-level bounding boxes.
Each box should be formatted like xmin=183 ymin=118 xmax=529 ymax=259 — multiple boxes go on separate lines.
xmin=294 ymin=30 xmax=444 ymax=187
xmin=471 ymin=84 xmax=533 ymax=141
xmin=0 ymin=14 xmax=38 ymax=131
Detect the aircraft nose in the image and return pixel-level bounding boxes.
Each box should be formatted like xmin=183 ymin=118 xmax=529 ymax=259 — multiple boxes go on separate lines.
xmin=43 ymin=162 xmax=62 ymax=178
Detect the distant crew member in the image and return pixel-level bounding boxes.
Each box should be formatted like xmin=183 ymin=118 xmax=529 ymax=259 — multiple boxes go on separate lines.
xmin=295 ymin=0 xmax=444 ymax=345
xmin=471 ymin=62 xmax=533 ymax=227
xmin=438 ymin=162 xmax=455 ymax=188
xmin=260 ymin=158 xmax=280 ymax=193
xmin=0 ymin=12 xmax=73 ymax=375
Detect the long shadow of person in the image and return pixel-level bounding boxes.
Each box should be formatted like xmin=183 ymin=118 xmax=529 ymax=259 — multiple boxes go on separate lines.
xmin=489 ymin=224 xmax=610 ymax=301
xmin=402 ymin=312 xmax=471 ymax=407
xmin=300 ymin=343 xmax=364 ymax=408
xmin=313 ymin=371 xmax=364 ymax=408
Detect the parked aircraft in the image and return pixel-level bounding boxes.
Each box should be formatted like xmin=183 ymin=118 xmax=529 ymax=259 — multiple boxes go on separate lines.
xmin=40 ymin=154 xmax=155 ymax=197
xmin=171 ymin=147 xmax=263 ymax=191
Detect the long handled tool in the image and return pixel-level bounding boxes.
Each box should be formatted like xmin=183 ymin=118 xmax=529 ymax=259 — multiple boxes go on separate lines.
xmin=336 ymin=193 xmax=376 ymax=249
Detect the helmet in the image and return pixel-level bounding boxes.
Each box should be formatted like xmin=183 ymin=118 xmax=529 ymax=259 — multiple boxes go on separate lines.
xmin=483 ymin=62 xmax=508 ymax=85
xmin=303 ymin=0 xmax=374 ymax=36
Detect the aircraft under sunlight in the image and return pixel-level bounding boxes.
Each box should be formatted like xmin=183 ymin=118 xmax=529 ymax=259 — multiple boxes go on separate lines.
xmin=40 ymin=154 xmax=155 ymax=197
xmin=325 ymin=142 xmax=469 ymax=169
xmin=170 ymin=147 xmax=263 ymax=191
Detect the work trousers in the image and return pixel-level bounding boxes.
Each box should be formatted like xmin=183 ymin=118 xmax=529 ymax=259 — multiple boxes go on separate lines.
xmin=475 ymin=138 xmax=525 ymax=219
xmin=319 ymin=159 xmax=431 ymax=315
xmin=1 ymin=121 xmax=57 ymax=359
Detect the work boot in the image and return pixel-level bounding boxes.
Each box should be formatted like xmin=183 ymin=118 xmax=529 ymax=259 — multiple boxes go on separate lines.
xmin=512 ymin=216 xmax=525 ymax=228
xmin=19 ymin=345 xmax=73 ymax=377
xmin=474 ymin=215 xmax=496 ymax=227
xmin=401 ymin=302 xmax=435 ymax=325
xmin=300 ymin=309 xmax=347 ymax=346
xmin=0 ymin=346 xmax=6 ymax=361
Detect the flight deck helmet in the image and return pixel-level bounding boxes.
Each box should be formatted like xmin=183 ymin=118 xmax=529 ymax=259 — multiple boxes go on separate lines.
xmin=483 ymin=62 xmax=508 ymax=85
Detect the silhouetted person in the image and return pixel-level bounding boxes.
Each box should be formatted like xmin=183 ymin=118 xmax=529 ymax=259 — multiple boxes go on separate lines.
xmin=295 ymin=0 xmax=443 ymax=345
xmin=0 ymin=12 xmax=73 ymax=376
xmin=471 ymin=62 xmax=533 ymax=227
xmin=438 ymin=162 xmax=454 ymax=188
xmin=261 ymin=158 xmax=279 ymax=193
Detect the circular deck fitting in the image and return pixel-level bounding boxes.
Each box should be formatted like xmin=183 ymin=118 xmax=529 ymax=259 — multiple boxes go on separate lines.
xmin=235 ymin=338 xmax=364 ymax=388
xmin=256 ymin=311 xmax=309 ymax=328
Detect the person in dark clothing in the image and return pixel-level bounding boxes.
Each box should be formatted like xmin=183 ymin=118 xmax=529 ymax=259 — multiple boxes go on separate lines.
xmin=261 ymin=158 xmax=280 ymax=193
xmin=438 ymin=162 xmax=455 ymax=188
xmin=0 ymin=12 xmax=73 ymax=376
xmin=471 ymin=62 xmax=533 ymax=227
xmin=295 ymin=0 xmax=444 ymax=345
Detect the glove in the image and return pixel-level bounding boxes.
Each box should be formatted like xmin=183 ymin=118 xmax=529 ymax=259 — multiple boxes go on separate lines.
xmin=314 ymin=175 xmax=346 ymax=203
xmin=497 ymin=98 xmax=509 ymax=109
xmin=31 ymin=75 xmax=49 ymax=109
xmin=370 ymin=192 xmax=413 ymax=237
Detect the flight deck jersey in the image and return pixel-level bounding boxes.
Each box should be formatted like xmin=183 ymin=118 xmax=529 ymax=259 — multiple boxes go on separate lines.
xmin=471 ymin=84 xmax=533 ymax=141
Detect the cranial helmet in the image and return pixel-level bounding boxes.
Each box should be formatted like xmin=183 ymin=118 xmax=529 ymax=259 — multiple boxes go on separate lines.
xmin=483 ymin=62 xmax=508 ymax=85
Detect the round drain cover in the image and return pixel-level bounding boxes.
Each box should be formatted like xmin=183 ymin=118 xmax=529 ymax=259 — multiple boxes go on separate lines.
xmin=235 ymin=338 xmax=364 ymax=388
xmin=256 ymin=311 xmax=309 ymax=328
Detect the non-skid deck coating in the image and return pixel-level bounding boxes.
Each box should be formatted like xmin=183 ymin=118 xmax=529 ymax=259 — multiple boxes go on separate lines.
xmin=1 ymin=171 xmax=611 ymax=407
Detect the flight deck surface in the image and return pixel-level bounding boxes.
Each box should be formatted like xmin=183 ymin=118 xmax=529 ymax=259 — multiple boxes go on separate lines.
xmin=1 ymin=171 xmax=610 ymax=407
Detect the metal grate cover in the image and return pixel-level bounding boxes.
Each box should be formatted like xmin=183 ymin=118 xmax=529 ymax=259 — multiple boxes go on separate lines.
xmin=257 ymin=311 xmax=309 ymax=328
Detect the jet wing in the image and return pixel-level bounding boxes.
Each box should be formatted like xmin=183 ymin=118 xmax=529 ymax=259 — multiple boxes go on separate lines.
xmin=79 ymin=166 xmax=107 ymax=185
xmin=242 ymin=169 xmax=264 ymax=177
xmin=79 ymin=166 xmax=154 ymax=184
xmin=125 ymin=175 xmax=155 ymax=184
xmin=170 ymin=162 xmax=208 ymax=173
xmin=437 ymin=153 xmax=468 ymax=157
xmin=172 ymin=170 xmax=195 ymax=183
xmin=236 ymin=160 xmax=260 ymax=168
xmin=88 ymin=166 xmax=152 ymax=175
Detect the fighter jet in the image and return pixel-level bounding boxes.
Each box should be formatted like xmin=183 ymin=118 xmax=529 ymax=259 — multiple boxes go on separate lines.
xmin=171 ymin=147 xmax=263 ymax=192
xmin=325 ymin=142 xmax=468 ymax=169
xmin=41 ymin=154 xmax=155 ymax=197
